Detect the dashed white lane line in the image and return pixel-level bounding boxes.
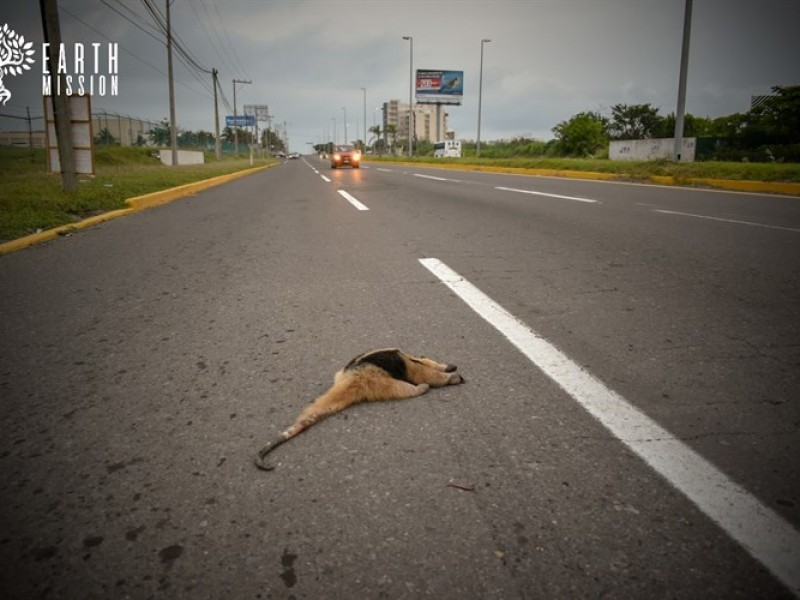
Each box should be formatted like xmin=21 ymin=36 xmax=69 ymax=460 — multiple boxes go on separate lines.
xmin=320 ymin=175 xmax=331 ymax=183
xmin=419 ymin=256 xmax=800 ymax=595
xmin=495 ymin=186 xmax=598 ymax=204
xmin=337 ymin=189 xmax=369 ymax=211
xmin=653 ymin=208 xmax=800 ymax=233
xmin=414 ymin=173 xmax=451 ymax=182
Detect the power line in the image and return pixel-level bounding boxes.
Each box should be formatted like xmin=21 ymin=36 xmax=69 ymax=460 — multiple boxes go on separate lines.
xmin=63 ymin=5 xmax=215 ymax=105
xmin=100 ymin=0 xmax=161 ymax=43
xmin=189 ymin=1 xmax=245 ymax=80
xmin=140 ymin=0 xmax=212 ymax=75
xmin=209 ymin=2 xmax=249 ymax=80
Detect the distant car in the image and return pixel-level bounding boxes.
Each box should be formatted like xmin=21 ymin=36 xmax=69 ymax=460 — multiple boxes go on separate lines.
xmin=331 ymin=144 xmax=361 ymax=169
xmin=288 ymin=152 xmax=300 ymax=159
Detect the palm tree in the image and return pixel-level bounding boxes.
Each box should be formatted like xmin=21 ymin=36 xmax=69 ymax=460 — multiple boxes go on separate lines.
xmin=385 ymin=124 xmax=398 ymax=155
xmin=368 ymin=124 xmax=383 ymax=155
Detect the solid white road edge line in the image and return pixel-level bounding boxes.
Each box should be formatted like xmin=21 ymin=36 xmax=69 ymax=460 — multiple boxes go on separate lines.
xmin=418 ymin=256 xmax=800 ymax=595
xmin=337 ymin=189 xmax=370 ymax=211
xmin=495 ymin=186 xmax=598 ymax=203
xmin=654 ymin=209 xmax=800 ymax=233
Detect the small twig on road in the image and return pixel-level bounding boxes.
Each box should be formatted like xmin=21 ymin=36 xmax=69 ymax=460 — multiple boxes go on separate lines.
xmin=446 ymin=482 xmax=476 ymax=492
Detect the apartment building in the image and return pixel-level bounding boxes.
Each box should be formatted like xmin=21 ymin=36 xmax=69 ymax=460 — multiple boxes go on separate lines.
xmin=382 ymin=100 xmax=451 ymax=144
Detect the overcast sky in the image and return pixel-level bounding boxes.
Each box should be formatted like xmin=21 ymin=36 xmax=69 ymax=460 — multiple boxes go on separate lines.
xmin=2 ymin=0 xmax=799 ymax=151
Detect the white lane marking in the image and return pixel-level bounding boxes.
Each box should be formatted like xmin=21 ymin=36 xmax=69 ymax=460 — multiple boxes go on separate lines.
xmin=376 ymin=168 xmax=393 ymax=172
xmin=337 ymin=189 xmax=369 ymax=211
xmin=320 ymin=175 xmax=331 ymax=183
xmin=419 ymin=256 xmax=800 ymax=595
xmin=495 ymin=186 xmax=598 ymax=204
xmin=414 ymin=173 xmax=451 ymax=182
xmin=653 ymin=209 xmax=800 ymax=233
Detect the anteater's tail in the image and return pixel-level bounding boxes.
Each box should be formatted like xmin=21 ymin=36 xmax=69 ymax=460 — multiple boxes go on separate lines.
xmin=254 ymin=433 xmax=292 ymax=470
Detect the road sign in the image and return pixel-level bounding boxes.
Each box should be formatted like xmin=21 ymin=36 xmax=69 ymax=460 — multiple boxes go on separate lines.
xmin=226 ymin=115 xmax=255 ymax=127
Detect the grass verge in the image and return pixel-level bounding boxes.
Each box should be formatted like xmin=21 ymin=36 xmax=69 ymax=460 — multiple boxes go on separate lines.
xmin=0 ymin=146 xmax=277 ymax=243
xmin=365 ymin=155 xmax=800 ymax=184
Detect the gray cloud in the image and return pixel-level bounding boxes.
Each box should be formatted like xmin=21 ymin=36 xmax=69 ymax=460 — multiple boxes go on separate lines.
xmin=2 ymin=0 xmax=798 ymax=150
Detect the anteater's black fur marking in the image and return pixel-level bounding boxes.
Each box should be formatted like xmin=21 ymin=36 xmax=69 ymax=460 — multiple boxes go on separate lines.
xmin=345 ymin=349 xmax=411 ymax=383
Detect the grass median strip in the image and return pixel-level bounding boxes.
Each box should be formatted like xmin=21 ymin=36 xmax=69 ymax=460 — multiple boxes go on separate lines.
xmin=0 ymin=146 xmax=278 ymax=246
xmin=366 ymin=156 xmax=800 ymax=196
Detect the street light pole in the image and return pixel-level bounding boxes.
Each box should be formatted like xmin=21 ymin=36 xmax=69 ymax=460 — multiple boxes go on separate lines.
xmin=402 ymin=36 xmax=413 ymax=157
xmin=477 ymin=38 xmax=491 ymax=158
xmin=361 ymin=87 xmax=367 ymax=151
xmin=342 ymin=107 xmax=347 ymax=145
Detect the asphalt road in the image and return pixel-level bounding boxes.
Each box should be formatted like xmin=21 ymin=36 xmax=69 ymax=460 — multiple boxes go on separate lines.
xmin=1 ymin=157 xmax=798 ymax=599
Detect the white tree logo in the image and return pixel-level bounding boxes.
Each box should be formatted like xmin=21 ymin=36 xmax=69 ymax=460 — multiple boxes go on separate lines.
xmin=0 ymin=23 xmax=36 ymax=106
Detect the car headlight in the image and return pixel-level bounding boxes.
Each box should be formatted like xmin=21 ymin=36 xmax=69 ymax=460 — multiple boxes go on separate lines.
xmin=353 ymin=151 xmax=361 ymax=161
xmin=333 ymin=153 xmax=341 ymax=161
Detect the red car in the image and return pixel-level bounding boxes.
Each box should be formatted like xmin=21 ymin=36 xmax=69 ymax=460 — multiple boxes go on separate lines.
xmin=331 ymin=144 xmax=361 ymax=169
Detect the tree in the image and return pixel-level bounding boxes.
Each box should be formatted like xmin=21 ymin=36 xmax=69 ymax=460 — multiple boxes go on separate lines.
xmin=748 ymin=85 xmax=800 ymax=145
xmin=607 ymin=103 xmax=663 ymax=140
xmin=260 ymin=128 xmax=286 ymax=154
xmin=384 ymin=124 xmax=398 ymax=154
xmin=552 ymin=111 xmax=608 ymax=157
xmin=222 ymin=126 xmax=253 ymax=145
xmin=368 ymin=124 xmax=383 ymax=154
xmin=94 ymin=127 xmax=116 ymax=146
xmin=655 ymin=113 xmax=714 ymax=138
xmin=149 ymin=119 xmax=171 ymax=146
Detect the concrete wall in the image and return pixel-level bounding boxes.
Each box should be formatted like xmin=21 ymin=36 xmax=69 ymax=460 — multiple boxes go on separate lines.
xmin=609 ymin=137 xmax=696 ymax=162
xmin=159 ymin=150 xmax=205 ymax=166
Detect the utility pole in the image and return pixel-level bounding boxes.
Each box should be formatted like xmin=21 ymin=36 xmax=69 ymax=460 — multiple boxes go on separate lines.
xmin=212 ymin=68 xmax=221 ymax=160
xmin=233 ymin=78 xmax=252 ymax=155
xmin=477 ymin=38 xmax=491 ymax=158
xmin=40 ymin=0 xmax=77 ymax=191
xmin=673 ymin=0 xmax=692 ymax=162
xmin=166 ymin=0 xmax=178 ymax=166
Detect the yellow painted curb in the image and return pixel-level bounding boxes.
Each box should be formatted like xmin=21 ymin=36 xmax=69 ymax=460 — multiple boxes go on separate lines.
xmin=0 ymin=163 xmax=277 ymax=256
xmin=367 ymin=159 xmax=800 ymax=197
xmin=124 ymin=164 xmax=274 ymax=211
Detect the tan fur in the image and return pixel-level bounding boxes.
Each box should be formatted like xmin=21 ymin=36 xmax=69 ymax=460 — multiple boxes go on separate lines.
xmin=255 ymin=349 xmax=464 ymax=470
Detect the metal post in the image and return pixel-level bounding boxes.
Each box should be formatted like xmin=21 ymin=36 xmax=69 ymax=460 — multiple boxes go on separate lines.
xmin=361 ymin=87 xmax=366 ymax=150
xmin=232 ymin=78 xmax=251 ymax=156
xmin=477 ymin=38 xmax=491 ymax=158
xmin=26 ymin=106 xmax=33 ymax=150
xmin=212 ymin=68 xmax=221 ymax=159
xmin=342 ymin=106 xmax=347 ymax=145
xmin=403 ymin=36 xmax=413 ymax=157
xmin=673 ymin=0 xmax=692 ymax=162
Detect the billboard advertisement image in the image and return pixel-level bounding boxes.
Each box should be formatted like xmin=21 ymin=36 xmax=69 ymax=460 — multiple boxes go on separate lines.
xmin=416 ymin=69 xmax=463 ymax=105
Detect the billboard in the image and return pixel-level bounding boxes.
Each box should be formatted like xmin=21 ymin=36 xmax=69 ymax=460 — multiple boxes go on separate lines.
xmin=416 ymin=69 xmax=463 ymax=105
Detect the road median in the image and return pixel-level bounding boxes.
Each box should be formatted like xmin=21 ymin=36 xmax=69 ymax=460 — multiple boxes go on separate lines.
xmin=366 ymin=158 xmax=800 ymax=197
